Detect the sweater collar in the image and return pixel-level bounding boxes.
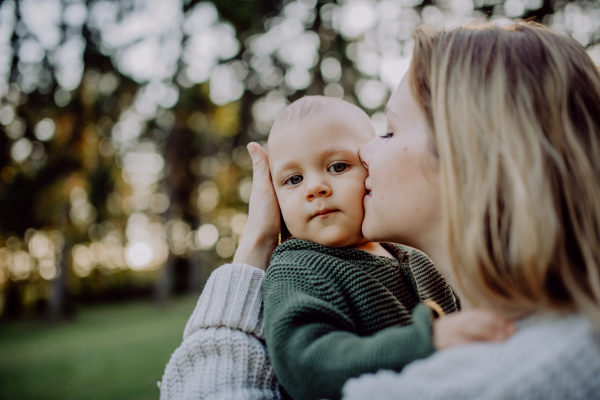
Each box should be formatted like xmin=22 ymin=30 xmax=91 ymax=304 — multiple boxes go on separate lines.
xmin=274 ymin=238 xmax=407 ymax=268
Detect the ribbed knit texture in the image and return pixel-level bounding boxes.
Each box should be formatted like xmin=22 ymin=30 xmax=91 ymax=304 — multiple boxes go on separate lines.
xmin=160 ymin=263 xmax=599 ymax=400
xmin=404 ymin=246 xmax=459 ymax=314
xmin=160 ymin=263 xmax=281 ymax=400
xmin=342 ymin=312 xmax=600 ymax=400
xmin=263 ymin=239 xmax=458 ymax=400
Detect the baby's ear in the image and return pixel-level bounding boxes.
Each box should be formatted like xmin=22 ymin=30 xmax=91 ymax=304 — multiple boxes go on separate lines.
xmin=280 ymin=213 xmax=292 ymax=243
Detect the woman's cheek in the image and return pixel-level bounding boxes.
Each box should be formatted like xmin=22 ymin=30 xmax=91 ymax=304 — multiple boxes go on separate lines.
xmin=361 ymin=195 xmax=379 ymax=241
xmin=362 ymin=211 xmax=381 ymax=242
xmin=366 ymin=162 xmax=388 ymax=237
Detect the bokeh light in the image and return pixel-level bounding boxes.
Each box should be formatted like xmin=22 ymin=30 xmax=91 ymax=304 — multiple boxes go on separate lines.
xmin=39 ymin=259 xmax=58 ymax=281
xmin=197 ymin=181 xmax=221 ymax=212
xmin=215 ymin=237 xmax=236 ymax=259
xmin=125 ymin=242 xmax=153 ymax=270
xmin=11 ymin=138 xmax=33 ymax=163
xmin=197 ymin=224 xmax=219 ymax=250
xmin=34 ymin=118 xmax=56 ymax=142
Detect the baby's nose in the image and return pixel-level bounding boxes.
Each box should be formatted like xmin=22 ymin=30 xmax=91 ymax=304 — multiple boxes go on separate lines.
xmin=305 ymin=180 xmax=331 ymax=200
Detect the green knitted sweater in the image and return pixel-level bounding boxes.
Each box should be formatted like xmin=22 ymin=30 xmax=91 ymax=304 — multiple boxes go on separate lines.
xmin=263 ymin=239 xmax=458 ymax=400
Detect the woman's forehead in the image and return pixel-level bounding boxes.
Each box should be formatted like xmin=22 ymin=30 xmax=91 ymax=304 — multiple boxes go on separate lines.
xmin=386 ymin=75 xmax=412 ymax=118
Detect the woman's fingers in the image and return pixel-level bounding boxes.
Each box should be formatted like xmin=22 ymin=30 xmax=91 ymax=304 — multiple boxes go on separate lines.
xmin=246 ymin=143 xmax=280 ymax=228
xmin=231 ymin=143 xmax=281 ymax=270
xmin=459 ymin=309 xmax=516 ymax=342
xmin=248 ymin=143 xmax=269 ymax=190
xmin=247 ymin=143 xmax=277 ymax=206
xmin=433 ymin=309 xmax=517 ymax=350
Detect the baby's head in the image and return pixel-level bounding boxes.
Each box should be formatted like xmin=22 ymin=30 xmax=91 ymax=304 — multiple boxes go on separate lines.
xmin=268 ymin=96 xmax=376 ymax=248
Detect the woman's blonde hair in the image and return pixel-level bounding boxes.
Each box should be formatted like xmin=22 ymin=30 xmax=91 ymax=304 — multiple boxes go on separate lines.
xmin=410 ymin=21 xmax=600 ymax=322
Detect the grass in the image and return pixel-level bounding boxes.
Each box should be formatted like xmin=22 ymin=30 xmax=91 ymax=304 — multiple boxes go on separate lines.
xmin=0 ymin=294 xmax=199 ymax=400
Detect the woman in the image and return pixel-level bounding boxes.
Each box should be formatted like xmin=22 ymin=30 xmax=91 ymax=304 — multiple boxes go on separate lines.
xmin=160 ymin=21 xmax=600 ymax=399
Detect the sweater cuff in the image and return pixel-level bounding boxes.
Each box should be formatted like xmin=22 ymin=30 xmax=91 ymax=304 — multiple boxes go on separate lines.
xmin=411 ymin=303 xmax=436 ymax=353
xmin=183 ymin=263 xmax=265 ymax=340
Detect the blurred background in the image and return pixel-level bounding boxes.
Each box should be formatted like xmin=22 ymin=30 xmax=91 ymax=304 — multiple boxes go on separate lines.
xmin=0 ymin=0 xmax=598 ymax=399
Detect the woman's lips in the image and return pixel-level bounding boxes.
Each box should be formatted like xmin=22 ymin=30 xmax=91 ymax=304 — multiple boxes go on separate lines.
xmin=364 ymin=184 xmax=372 ymax=203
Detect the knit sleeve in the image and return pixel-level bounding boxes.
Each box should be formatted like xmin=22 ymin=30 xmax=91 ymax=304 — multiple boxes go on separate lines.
xmin=263 ymin=266 xmax=435 ymax=400
xmin=160 ymin=263 xmax=281 ymax=400
xmin=341 ymin=314 xmax=600 ymax=400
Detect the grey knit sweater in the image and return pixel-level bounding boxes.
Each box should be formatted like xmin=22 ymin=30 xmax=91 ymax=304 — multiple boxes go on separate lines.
xmin=343 ymin=311 xmax=600 ymax=400
xmin=160 ymin=263 xmax=600 ymax=400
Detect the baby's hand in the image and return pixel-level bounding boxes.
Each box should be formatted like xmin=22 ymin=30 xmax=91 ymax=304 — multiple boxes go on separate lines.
xmin=432 ymin=309 xmax=517 ymax=350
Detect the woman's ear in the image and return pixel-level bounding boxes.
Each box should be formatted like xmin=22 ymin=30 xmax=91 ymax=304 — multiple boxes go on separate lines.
xmin=280 ymin=212 xmax=292 ymax=243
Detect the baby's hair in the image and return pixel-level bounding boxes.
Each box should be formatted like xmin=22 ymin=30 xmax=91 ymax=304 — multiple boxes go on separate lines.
xmin=270 ymin=96 xmax=375 ymax=137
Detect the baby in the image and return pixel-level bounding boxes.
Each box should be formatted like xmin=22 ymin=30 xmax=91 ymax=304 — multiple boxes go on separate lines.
xmin=262 ymin=96 xmax=507 ymax=400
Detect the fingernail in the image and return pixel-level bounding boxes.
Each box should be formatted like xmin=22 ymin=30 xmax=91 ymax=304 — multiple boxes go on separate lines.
xmin=247 ymin=143 xmax=258 ymax=159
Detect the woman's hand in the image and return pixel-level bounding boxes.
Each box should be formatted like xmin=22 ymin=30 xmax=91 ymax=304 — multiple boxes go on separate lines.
xmin=432 ymin=309 xmax=517 ymax=350
xmin=232 ymin=142 xmax=281 ymax=271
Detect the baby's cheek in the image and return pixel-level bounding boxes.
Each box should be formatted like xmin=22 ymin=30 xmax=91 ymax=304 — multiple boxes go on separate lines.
xmin=348 ymin=181 xmax=367 ymax=211
xmin=281 ymin=205 xmax=305 ymax=238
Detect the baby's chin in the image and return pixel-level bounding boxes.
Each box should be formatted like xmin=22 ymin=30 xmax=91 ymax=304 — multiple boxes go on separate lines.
xmin=295 ymin=229 xmax=366 ymax=248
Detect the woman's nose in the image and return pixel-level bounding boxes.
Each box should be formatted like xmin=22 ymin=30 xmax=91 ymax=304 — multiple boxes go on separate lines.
xmin=305 ymin=178 xmax=331 ymax=200
xmin=359 ymin=138 xmax=376 ymax=170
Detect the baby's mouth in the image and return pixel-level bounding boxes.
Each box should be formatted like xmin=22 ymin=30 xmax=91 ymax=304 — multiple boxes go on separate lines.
xmin=312 ymin=208 xmax=339 ymax=218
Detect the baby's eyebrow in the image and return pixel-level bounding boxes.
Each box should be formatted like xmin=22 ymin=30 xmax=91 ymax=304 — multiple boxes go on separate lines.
xmin=272 ymin=145 xmax=357 ymax=178
xmin=275 ymin=160 xmax=298 ymax=174
xmin=320 ymin=146 xmax=357 ymax=158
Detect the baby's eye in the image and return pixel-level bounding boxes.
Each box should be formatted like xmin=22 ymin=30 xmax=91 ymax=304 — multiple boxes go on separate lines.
xmin=380 ymin=132 xmax=394 ymax=139
xmin=328 ymin=163 xmax=349 ymax=174
xmin=283 ymin=175 xmax=303 ymax=186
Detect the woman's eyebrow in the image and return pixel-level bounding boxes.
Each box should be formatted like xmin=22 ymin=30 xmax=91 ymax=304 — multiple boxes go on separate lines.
xmin=385 ymin=106 xmax=398 ymax=117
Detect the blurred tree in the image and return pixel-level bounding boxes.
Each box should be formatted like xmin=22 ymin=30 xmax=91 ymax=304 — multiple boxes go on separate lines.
xmin=0 ymin=0 xmax=598 ymax=320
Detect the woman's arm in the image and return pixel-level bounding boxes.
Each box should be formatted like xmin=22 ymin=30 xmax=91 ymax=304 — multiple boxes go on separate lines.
xmin=341 ymin=313 xmax=600 ymax=400
xmin=160 ymin=143 xmax=283 ymax=399
xmin=160 ymin=263 xmax=281 ymax=400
